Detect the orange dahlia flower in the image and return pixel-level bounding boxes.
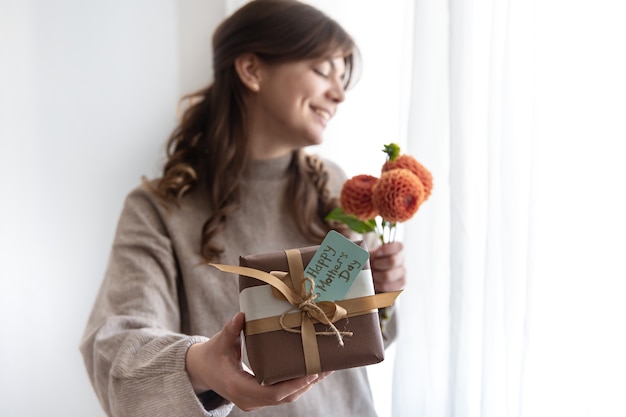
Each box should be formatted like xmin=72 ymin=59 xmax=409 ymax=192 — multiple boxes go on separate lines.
xmin=382 ymin=154 xmax=433 ymax=201
xmin=372 ymin=168 xmax=424 ymax=223
xmin=340 ymin=174 xmax=379 ymax=220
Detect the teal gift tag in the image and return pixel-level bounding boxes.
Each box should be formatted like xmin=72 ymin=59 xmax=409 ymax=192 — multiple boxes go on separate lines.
xmin=303 ymin=230 xmax=370 ymax=302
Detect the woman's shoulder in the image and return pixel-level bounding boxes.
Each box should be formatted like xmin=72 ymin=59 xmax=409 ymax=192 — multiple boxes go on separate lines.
xmin=116 ymin=178 xmax=208 ymax=237
xmin=122 ymin=178 xmax=207 ymax=214
xmin=114 ymin=179 xmax=168 ymax=227
xmin=122 ymin=178 xmax=163 ymax=208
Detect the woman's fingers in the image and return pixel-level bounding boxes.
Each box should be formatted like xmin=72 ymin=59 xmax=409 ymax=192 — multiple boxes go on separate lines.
xmin=225 ymin=370 xmax=334 ymax=411
xmin=370 ymin=241 xmax=406 ymax=292
xmin=247 ymin=371 xmax=334 ymax=410
xmin=274 ymin=371 xmax=334 ymax=404
xmin=233 ymin=374 xmax=317 ymax=411
xmin=373 ymin=266 xmax=406 ymax=292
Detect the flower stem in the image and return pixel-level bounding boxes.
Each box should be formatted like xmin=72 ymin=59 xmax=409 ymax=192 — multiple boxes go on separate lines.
xmin=376 ymin=220 xmax=386 ymax=245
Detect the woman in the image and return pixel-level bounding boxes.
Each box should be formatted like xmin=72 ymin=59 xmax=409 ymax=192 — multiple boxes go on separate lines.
xmin=80 ymin=1 xmax=405 ymax=416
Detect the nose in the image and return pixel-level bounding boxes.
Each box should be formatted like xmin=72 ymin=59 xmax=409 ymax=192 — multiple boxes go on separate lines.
xmin=327 ymin=77 xmax=345 ymax=103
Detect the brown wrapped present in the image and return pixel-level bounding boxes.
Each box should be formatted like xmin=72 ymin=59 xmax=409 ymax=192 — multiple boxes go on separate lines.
xmin=211 ymin=241 xmax=401 ymax=385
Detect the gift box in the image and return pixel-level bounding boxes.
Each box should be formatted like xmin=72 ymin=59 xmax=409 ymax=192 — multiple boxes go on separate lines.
xmin=212 ymin=240 xmax=401 ymax=385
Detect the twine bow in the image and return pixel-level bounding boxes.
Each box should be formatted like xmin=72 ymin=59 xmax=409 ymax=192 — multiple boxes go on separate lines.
xmin=277 ymin=275 xmax=352 ymax=347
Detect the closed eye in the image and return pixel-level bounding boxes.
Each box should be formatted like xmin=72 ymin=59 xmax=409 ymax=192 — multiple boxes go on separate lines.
xmin=313 ymin=68 xmax=330 ymax=78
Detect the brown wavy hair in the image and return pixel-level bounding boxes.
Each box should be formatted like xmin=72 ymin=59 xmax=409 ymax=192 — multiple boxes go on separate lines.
xmin=150 ymin=0 xmax=358 ymax=262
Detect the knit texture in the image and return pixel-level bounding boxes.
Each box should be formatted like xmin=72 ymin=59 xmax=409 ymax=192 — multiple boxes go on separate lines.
xmin=80 ymin=153 xmax=390 ymax=417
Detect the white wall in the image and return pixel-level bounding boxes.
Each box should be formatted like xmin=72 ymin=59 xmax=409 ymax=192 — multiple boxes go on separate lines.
xmin=0 ymin=1 xmax=410 ymax=415
xmin=0 ymin=1 xmax=181 ymax=415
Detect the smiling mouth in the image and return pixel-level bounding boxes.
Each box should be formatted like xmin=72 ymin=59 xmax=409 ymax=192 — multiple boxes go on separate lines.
xmin=313 ymin=108 xmax=331 ymax=123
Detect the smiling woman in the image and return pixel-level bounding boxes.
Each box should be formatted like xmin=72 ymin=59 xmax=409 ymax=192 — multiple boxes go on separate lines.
xmin=78 ymin=1 xmax=406 ymax=417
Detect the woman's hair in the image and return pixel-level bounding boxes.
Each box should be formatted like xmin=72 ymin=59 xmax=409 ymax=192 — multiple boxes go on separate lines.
xmin=151 ymin=0 xmax=358 ymax=262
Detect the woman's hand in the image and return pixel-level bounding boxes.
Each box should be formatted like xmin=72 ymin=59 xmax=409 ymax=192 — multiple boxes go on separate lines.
xmin=369 ymin=241 xmax=406 ymax=292
xmin=185 ymin=312 xmax=330 ymax=412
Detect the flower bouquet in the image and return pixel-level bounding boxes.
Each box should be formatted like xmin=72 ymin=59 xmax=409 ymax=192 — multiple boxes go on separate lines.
xmin=326 ymin=143 xmax=433 ymax=245
xmin=325 ymin=143 xmax=432 ymax=324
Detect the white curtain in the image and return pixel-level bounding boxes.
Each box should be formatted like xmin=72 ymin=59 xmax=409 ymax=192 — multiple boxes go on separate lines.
xmin=393 ymin=0 xmax=626 ymax=417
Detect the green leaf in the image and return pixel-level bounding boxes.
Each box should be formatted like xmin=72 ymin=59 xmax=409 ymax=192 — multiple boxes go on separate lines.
xmin=325 ymin=208 xmax=377 ymax=234
xmin=383 ymin=143 xmax=401 ymax=161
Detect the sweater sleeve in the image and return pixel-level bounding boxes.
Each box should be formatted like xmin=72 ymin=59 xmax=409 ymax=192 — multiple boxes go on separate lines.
xmin=79 ymin=186 xmax=234 ymax=417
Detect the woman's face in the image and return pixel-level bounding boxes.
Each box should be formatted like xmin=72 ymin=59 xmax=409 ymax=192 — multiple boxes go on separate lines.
xmin=249 ymin=54 xmax=347 ymax=158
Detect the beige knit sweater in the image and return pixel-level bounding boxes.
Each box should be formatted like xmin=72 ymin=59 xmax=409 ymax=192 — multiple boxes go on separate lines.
xmin=80 ymin=153 xmax=392 ymax=417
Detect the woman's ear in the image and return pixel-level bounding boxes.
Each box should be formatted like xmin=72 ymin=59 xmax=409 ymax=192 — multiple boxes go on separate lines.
xmin=234 ymin=53 xmax=262 ymax=93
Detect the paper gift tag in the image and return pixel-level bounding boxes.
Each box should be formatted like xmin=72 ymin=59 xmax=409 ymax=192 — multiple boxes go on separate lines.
xmin=303 ymin=230 xmax=370 ymax=302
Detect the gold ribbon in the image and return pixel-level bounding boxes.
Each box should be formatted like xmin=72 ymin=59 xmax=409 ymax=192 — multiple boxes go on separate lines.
xmin=210 ymin=248 xmax=401 ymax=376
